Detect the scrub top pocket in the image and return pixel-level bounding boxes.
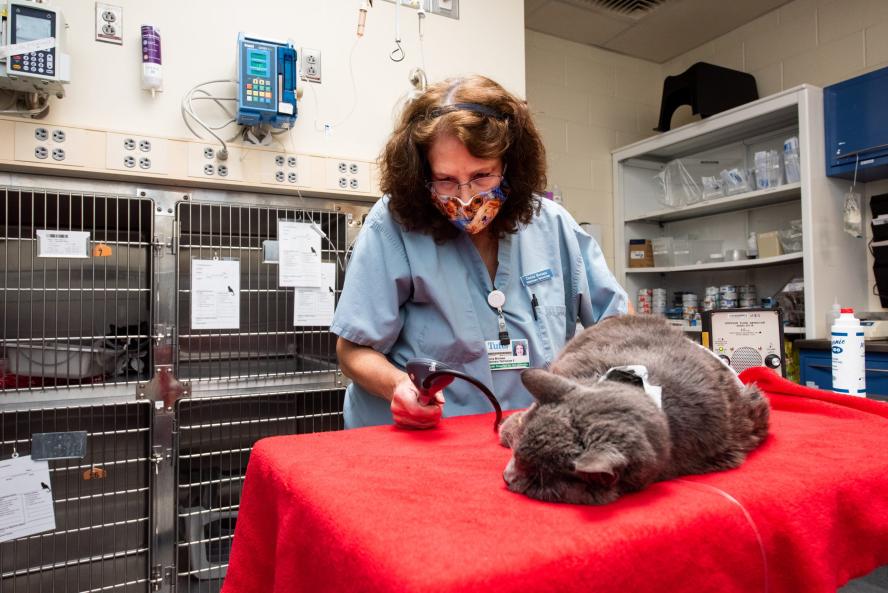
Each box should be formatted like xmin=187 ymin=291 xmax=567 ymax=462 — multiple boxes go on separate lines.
xmin=417 ymin=316 xmax=485 ymax=364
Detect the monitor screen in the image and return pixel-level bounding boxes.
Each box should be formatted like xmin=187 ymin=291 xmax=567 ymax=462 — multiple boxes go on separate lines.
xmin=247 ymin=48 xmax=270 ymax=78
xmin=15 ymin=13 xmax=51 ymax=43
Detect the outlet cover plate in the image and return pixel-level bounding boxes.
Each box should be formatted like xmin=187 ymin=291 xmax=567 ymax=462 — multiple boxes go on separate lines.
xmin=95 ymin=3 xmax=123 ymax=45
xmin=300 ymin=48 xmax=321 ymax=83
xmin=106 ymin=133 xmax=168 ymax=174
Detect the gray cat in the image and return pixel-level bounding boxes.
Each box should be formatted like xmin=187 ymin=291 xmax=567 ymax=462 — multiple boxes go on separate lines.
xmin=500 ymin=315 xmax=770 ymax=505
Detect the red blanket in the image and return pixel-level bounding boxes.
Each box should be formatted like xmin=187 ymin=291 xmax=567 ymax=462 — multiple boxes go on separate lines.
xmin=222 ymin=368 xmax=888 ymax=593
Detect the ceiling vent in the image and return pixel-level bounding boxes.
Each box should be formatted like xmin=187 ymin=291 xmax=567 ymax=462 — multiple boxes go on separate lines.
xmin=560 ymin=0 xmax=670 ymax=21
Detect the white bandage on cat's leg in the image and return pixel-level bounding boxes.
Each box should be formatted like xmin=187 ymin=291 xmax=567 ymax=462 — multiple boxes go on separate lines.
xmin=599 ymin=365 xmax=663 ymax=409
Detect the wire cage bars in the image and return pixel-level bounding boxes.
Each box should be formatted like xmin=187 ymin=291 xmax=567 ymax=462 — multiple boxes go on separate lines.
xmin=0 ymin=401 xmax=153 ymax=593
xmin=174 ymin=388 xmax=345 ymax=592
xmin=175 ymin=201 xmax=346 ymax=382
xmin=0 ymin=187 xmax=154 ymax=393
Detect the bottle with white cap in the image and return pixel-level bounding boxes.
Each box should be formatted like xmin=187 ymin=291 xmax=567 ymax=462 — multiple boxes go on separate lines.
xmin=831 ymin=307 xmax=866 ymax=397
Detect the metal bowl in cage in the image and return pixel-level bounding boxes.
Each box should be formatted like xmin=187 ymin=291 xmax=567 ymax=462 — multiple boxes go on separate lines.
xmin=4 ymin=343 xmax=123 ymax=379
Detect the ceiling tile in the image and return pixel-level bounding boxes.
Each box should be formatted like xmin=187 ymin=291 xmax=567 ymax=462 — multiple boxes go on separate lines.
xmin=528 ymin=1 xmax=632 ymax=47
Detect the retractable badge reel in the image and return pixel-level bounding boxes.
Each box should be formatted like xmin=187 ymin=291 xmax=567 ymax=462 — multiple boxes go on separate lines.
xmin=488 ymin=289 xmax=510 ymax=345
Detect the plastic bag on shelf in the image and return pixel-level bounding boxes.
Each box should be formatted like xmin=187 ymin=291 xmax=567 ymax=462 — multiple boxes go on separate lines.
xmin=701 ymin=176 xmax=723 ymax=200
xmin=654 ymin=159 xmax=701 ymax=208
xmin=719 ymin=167 xmax=752 ymax=195
xmin=777 ymin=219 xmax=803 ymax=253
xmin=776 ymin=277 xmax=805 ymax=328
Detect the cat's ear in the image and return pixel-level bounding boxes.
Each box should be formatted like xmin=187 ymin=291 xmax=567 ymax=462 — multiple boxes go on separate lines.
xmin=573 ymin=448 xmax=626 ymax=485
xmin=521 ymin=368 xmax=576 ymax=404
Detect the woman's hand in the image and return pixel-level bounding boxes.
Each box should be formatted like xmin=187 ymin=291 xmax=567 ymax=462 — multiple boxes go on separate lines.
xmin=390 ymin=375 xmax=445 ymax=429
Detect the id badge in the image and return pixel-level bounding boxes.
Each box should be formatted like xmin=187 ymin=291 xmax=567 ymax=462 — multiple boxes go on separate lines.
xmin=486 ymin=339 xmax=530 ymax=371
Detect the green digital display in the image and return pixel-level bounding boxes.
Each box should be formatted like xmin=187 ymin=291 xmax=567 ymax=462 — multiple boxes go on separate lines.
xmin=247 ymin=48 xmax=270 ymax=77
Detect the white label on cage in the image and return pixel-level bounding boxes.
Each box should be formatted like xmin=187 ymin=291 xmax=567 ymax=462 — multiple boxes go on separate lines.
xmin=36 ymin=230 xmax=90 ymax=258
xmin=0 ymin=455 xmax=56 ymax=543
xmin=278 ymin=221 xmax=322 ymax=288
xmin=294 ymin=262 xmax=336 ymax=326
xmin=191 ymin=259 xmax=241 ymax=330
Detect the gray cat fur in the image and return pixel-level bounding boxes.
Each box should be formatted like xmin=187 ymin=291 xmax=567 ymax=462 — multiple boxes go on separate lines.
xmin=500 ymin=315 xmax=770 ymax=505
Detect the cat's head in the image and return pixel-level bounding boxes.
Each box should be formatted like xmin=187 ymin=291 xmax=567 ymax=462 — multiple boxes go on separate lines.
xmin=502 ymin=368 xmax=667 ymax=505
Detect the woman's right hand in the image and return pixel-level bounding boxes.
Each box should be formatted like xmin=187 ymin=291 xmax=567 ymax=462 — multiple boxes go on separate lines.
xmin=390 ymin=375 xmax=445 ymax=429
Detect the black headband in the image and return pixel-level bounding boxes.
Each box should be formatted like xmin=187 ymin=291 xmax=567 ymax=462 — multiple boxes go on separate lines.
xmin=419 ymin=102 xmax=508 ymax=121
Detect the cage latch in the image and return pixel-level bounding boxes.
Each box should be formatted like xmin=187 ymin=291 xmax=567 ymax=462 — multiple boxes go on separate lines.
xmin=149 ymin=449 xmax=164 ymax=475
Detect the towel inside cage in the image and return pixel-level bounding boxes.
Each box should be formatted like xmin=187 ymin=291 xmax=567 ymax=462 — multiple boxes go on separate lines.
xmin=4 ymin=342 xmax=124 ymax=379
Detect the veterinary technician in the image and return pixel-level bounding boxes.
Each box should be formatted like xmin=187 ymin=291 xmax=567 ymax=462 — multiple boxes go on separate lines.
xmin=331 ymin=75 xmax=628 ymax=429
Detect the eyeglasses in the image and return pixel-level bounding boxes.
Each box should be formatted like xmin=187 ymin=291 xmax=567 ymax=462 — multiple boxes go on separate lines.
xmin=425 ymin=167 xmax=506 ymax=202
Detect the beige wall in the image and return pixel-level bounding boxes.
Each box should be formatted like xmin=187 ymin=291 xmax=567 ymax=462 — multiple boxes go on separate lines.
xmin=527 ymin=0 xmax=888 ymax=270
xmin=664 ymin=0 xmax=888 ymax=127
xmin=525 ymin=30 xmax=661 ymax=269
xmin=28 ymin=0 xmax=526 ymax=163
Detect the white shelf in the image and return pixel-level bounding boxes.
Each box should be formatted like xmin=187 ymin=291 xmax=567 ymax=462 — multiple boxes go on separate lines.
xmin=625 ymin=183 xmax=801 ymax=224
xmin=626 ymin=252 xmax=803 ymax=274
xmin=784 ymin=327 xmax=806 ymax=335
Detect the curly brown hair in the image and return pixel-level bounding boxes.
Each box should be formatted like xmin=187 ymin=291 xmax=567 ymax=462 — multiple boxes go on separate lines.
xmin=379 ymin=75 xmax=547 ymax=242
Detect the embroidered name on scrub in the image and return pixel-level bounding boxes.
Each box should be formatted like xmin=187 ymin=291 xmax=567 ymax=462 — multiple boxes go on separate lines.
xmin=520 ymin=269 xmax=554 ymax=287
xmin=486 ymin=339 xmax=530 ymax=371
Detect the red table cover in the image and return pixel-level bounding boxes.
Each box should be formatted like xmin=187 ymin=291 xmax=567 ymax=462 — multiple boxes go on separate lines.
xmin=222 ymin=368 xmax=888 ymax=593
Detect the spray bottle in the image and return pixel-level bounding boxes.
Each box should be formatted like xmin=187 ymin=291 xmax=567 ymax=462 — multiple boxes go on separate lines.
xmin=831 ymin=308 xmax=866 ymax=397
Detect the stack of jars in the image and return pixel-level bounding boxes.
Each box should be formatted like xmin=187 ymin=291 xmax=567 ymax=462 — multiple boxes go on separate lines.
xmin=637 ymin=288 xmax=653 ymax=314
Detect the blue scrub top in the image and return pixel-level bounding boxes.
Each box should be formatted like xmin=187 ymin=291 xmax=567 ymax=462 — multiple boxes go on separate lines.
xmin=330 ymin=196 xmax=628 ymax=428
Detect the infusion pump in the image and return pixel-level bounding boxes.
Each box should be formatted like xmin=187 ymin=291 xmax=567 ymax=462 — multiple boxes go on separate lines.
xmin=0 ymin=0 xmax=70 ymax=96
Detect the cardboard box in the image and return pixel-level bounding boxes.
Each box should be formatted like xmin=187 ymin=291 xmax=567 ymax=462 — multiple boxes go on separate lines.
xmin=757 ymin=231 xmax=783 ymax=259
xmin=628 ymin=239 xmax=654 ymax=268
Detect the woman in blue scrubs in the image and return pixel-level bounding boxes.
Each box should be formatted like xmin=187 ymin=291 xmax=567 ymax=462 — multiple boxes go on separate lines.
xmin=331 ymin=75 xmax=628 ymax=429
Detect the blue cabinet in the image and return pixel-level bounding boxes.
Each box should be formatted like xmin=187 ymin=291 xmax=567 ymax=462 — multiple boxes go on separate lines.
xmin=825 ymin=66 xmax=888 ymax=181
xmin=798 ymin=348 xmax=888 ymax=400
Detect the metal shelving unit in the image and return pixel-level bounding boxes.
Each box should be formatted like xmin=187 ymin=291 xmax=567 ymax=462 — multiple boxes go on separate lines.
xmin=613 ymin=85 xmax=868 ymax=339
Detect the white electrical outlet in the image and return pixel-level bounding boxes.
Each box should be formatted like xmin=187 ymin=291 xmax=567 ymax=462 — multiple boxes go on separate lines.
xmin=15 ymin=123 xmax=86 ymax=167
xmin=326 ymin=158 xmax=370 ymax=192
xmin=265 ymin=152 xmax=304 ymax=185
xmin=95 ymin=3 xmax=123 ymax=45
xmin=300 ymin=48 xmax=322 ymax=83
xmin=106 ymin=133 xmax=168 ymax=174
xmin=187 ymin=144 xmax=244 ymax=181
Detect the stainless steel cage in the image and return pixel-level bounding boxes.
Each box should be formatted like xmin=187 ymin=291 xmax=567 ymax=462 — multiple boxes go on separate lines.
xmin=174 ymin=388 xmax=344 ymax=592
xmin=0 ymin=175 xmax=369 ymax=593
xmin=0 ymin=187 xmax=154 ymax=395
xmin=0 ymin=401 xmax=153 ymax=593
xmin=174 ymin=201 xmax=346 ymax=382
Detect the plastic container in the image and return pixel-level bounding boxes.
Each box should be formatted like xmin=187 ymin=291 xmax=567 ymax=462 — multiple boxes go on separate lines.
xmin=754 ymin=150 xmax=784 ymax=189
xmin=747 ymin=232 xmax=758 ymax=259
xmin=691 ymin=240 xmax=724 ymax=265
xmin=5 ymin=343 xmax=121 ymax=379
xmin=783 ymin=136 xmax=801 ymax=183
xmin=831 ymin=308 xmax=866 ymax=397
xmin=651 ymin=237 xmax=674 ymax=267
xmin=141 ymin=26 xmax=163 ymax=96
xmin=672 ymin=239 xmax=693 ymax=266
